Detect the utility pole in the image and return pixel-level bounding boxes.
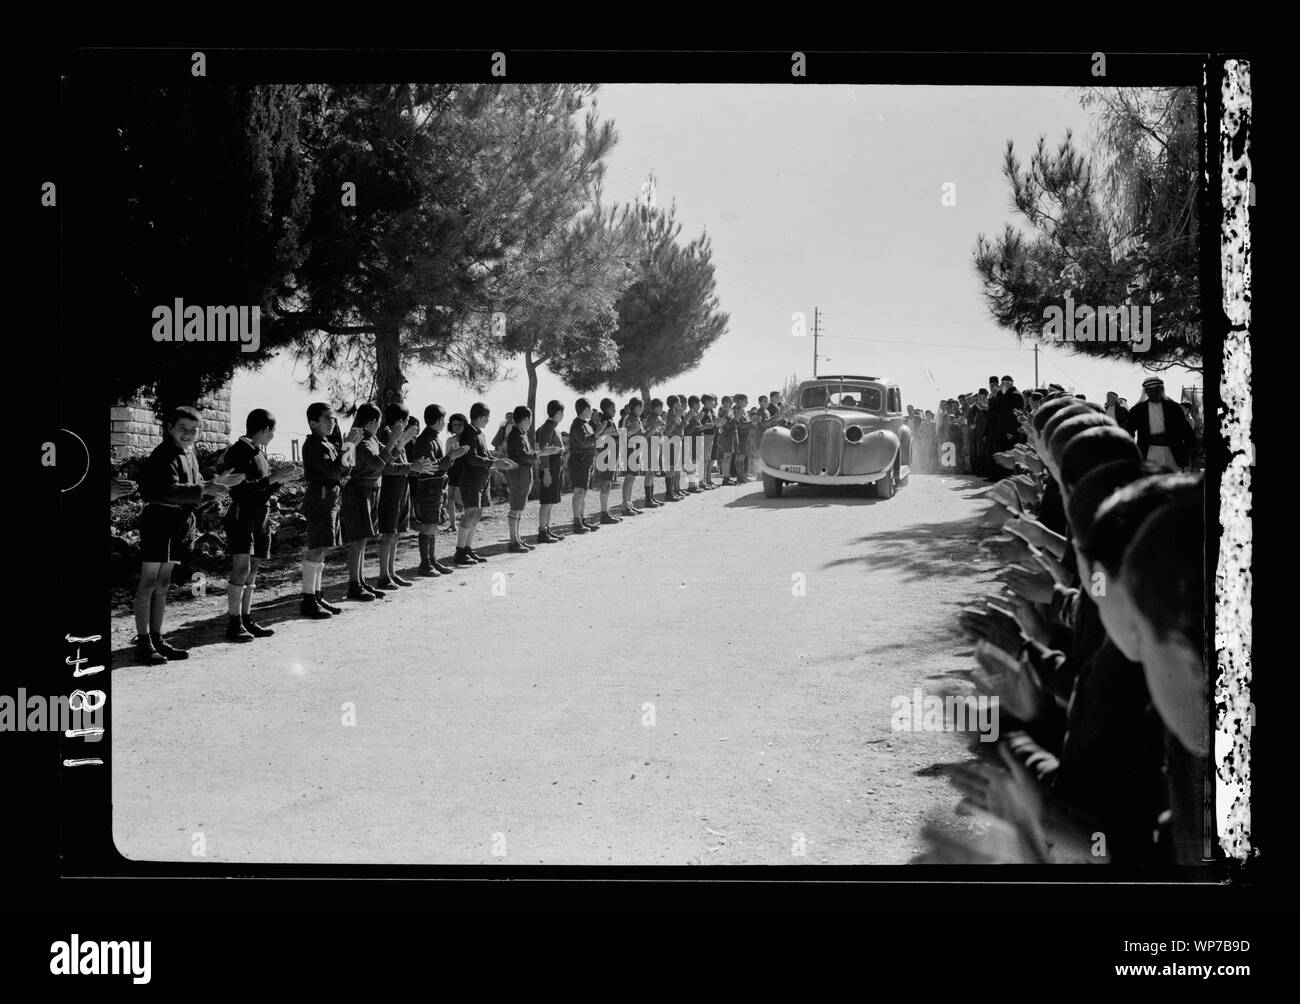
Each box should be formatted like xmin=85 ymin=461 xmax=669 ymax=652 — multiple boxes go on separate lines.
xmin=812 ymin=306 xmax=820 ymax=377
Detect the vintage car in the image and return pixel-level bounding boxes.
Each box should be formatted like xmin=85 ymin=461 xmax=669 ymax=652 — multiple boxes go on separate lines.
xmin=758 ymin=375 xmax=911 ymax=499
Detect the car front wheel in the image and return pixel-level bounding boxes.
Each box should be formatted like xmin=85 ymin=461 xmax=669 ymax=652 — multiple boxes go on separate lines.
xmin=761 ymin=472 xmax=784 ymax=498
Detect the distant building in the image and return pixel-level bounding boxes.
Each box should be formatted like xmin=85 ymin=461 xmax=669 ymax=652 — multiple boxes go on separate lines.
xmin=110 ymin=384 xmax=232 ymax=456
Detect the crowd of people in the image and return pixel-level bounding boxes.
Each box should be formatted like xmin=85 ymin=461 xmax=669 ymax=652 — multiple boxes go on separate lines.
xmin=906 ymin=374 xmax=1203 ymax=478
xmin=931 ymin=375 xmax=1208 ymax=864
xmin=121 ymin=372 xmax=1213 ymax=867
xmin=126 ymin=390 xmax=794 ymax=664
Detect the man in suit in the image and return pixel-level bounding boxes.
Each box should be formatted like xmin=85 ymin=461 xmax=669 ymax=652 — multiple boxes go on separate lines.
xmin=1129 ymin=377 xmax=1195 ymax=471
xmin=966 ymin=389 xmax=991 ymax=478
xmin=991 ymin=374 xmax=1026 ymax=451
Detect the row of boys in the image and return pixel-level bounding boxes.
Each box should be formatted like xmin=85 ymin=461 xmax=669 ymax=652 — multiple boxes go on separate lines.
xmin=130 ymin=391 xmax=785 ymax=663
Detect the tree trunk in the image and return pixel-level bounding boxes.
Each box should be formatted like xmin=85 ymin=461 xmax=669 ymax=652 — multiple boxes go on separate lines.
xmin=641 ymin=382 xmax=651 ymax=410
xmin=374 ymin=313 xmax=405 ymax=406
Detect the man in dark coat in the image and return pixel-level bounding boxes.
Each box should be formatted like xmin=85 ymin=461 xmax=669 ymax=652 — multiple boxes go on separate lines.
xmin=1104 ymin=391 xmax=1131 ymax=431
xmin=967 ymin=388 xmax=991 ymax=477
xmin=1128 ymin=377 xmax=1195 ymax=470
xmin=991 ymin=374 xmax=1026 ymax=451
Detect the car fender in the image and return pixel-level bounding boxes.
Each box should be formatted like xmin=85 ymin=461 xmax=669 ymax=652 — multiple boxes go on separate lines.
xmin=759 ymin=426 xmax=798 ymax=468
xmin=896 ymin=423 xmax=912 ymax=465
xmin=841 ymin=428 xmax=900 ymax=476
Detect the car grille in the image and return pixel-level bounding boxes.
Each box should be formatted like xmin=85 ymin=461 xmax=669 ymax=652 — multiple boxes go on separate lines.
xmin=807 ymin=417 xmax=842 ymax=475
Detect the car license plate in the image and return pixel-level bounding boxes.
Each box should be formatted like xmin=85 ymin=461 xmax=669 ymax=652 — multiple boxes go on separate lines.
xmin=781 ymin=465 xmax=806 ymax=474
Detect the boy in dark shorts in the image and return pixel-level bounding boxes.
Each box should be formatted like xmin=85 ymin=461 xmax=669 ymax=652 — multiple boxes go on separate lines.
xmin=134 ymin=406 xmax=238 ymax=663
xmin=619 ymin=397 xmax=645 ymax=517
xmin=409 ymin=404 xmax=468 ymax=576
xmin=661 ymin=396 xmax=682 ymax=502
xmin=717 ymin=397 xmax=738 ymax=485
xmin=375 ymin=404 xmax=423 ymax=590
xmin=642 ymin=398 xmax=666 ymax=508
xmin=299 ymin=402 xmax=361 ymax=618
xmin=683 ymin=395 xmax=704 ymax=493
xmin=218 ymin=409 xmax=299 ymax=641
xmin=733 ymin=395 xmax=754 ymax=482
xmin=697 ymin=395 xmax=718 ymax=489
xmin=341 ymin=403 xmax=392 ymax=601
xmin=505 ymin=405 xmax=538 ymax=552
xmin=568 ymin=398 xmax=601 ymax=533
xmin=534 ymin=400 xmax=566 ymax=542
xmin=593 ymin=398 xmax=622 ymax=525
xmin=453 ymin=402 xmax=499 ymax=565
xmin=444 ymin=413 xmax=468 ymax=532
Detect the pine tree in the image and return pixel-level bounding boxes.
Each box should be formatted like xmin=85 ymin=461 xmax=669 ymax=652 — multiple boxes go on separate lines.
xmin=567 ymin=197 xmax=729 ymax=405
xmin=973 ymin=86 xmax=1200 ymax=371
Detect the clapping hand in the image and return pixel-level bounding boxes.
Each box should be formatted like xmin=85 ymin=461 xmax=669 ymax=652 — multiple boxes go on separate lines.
xmin=958 ymin=604 xmax=1022 ymax=655
xmin=948 ymin=743 xmax=1050 ymax=858
xmin=1009 ymin=474 xmax=1042 ymax=503
xmin=111 ymin=478 xmax=138 ymax=501
xmin=270 ymin=465 xmax=300 ymax=485
xmin=988 ymin=482 xmax=1023 ymax=515
xmin=979 ymin=502 xmax=1015 ymax=529
xmin=1015 ymin=450 xmax=1045 ymax=475
xmin=1030 ymin=547 xmax=1072 ymax=588
xmin=1003 ymin=592 xmax=1052 ymax=646
xmin=998 ymin=562 xmax=1055 ymax=604
xmin=1003 ymin=515 xmax=1049 ymax=550
xmin=970 ymin=642 xmax=1043 ymax=722
xmin=345 ymin=427 xmax=365 ymax=445
xmin=212 ymin=470 xmax=246 ymax=489
xmin=981 ymin=533 xmax=1032 ymax=565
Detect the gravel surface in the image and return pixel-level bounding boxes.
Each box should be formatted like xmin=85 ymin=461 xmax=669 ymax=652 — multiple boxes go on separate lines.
xmin=111 ymin=473 xmax=999 ymax=865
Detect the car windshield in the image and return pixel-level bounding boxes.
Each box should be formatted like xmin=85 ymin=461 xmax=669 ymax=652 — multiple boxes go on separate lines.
xmin=801 ymin=385 xmax=882 ymax=411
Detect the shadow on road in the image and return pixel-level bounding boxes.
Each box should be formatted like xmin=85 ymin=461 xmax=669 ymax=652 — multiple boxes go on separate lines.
xmin=723 ymin=484 xmax=884 ymax=510
xmin=823 ymin=516 xmax=990 ymax=582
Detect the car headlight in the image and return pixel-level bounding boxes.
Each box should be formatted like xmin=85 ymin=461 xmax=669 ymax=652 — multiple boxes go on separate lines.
xmin=844 ymin=425 xmax=864 ymax=444
xmin=790 ymin=423 xmax=808 ymax=443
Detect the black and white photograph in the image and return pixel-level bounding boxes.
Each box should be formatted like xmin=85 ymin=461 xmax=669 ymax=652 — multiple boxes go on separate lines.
xmin=9 ymin=43 xmax=1268 ymax=980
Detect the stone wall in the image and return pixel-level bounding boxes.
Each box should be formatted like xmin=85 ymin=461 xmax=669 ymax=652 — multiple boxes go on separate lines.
xmin=110 ymin=385 xmax=232 ymax=455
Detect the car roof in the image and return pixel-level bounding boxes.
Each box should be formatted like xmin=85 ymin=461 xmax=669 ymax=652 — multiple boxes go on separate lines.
xmin=804 ymin=375 xmax=894 ymax=385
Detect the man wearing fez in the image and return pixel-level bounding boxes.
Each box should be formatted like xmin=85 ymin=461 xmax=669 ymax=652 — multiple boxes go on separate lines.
xmin=1130 ymin=376 xmax=1195 ymax=471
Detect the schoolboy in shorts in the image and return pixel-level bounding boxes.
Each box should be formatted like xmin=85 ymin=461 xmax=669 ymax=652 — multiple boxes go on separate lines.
xmin=534 ymin=400 xmax=566 ymax=543
xmin=375 ymin=404 xmax=423 ymax=590
xmin=505 ymin=405 xmax=538 ymax=552
xmin=218 ymin=409 xmax=299 ymax=641
xmin=134 ymin=406 xmax=238 ymax=663
xmin=453 ymin=402 xmax=499 ymax=565
xmin=619 ymin=397 xmax=645 ymax=517
xmin=593 ymin=397 xmax=622 ymax=524
xmin=444 ymin=413 xmax=468 ymax=532
xmin=341 ymin=403 xmax=391 ymax=601
xmin=697 ymin=395 xmax=718 ymax=488
xmin=300 ymin=402 xmax=362 ymax=618
xmin=642 ymin=398 xmax=666 ymax=508
xmin=409 ymin=404 xmax=468 ymax=575
xmin=568 ymin=398 xmax=601 ymax=533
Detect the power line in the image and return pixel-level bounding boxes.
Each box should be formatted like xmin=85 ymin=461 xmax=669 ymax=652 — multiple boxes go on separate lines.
xmin=818 ymin=333 xmax=1035 ymax=352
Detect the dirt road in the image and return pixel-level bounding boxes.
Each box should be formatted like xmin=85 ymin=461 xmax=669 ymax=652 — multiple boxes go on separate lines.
xmin=112 ymin=473 xmax=998 ymax=865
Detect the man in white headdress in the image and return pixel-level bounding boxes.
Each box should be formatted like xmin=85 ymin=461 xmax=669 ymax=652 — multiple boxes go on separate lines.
xmin=1129 ymin=377 xmax=1195 ymax=471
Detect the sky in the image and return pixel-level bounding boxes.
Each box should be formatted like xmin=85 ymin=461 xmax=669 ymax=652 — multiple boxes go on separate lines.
xmin=233 ymin=84 xmax=1201 ymax=449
